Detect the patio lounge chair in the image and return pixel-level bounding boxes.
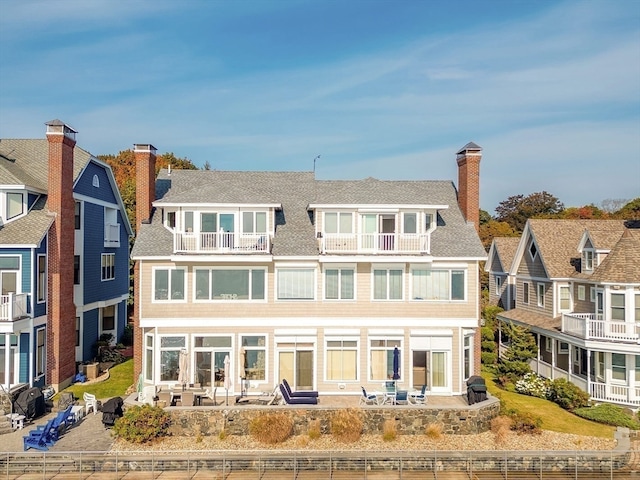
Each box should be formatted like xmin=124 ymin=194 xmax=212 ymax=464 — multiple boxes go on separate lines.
xmin=24 ymin=419 xmax=54 ymax=451
xmin=411 ymin=385 xmax=428 ymax=405
xmin=395 ymin=390 xmax=409 ymax=405
xmin=84 ymin=392 xmax=98 ymax=415
xmin=360 ymin=387 xmax=378 ymax=406
xmin=280 ymin=384 xmax=317 ymax=405
xmin=281 ymin=378 xmax=318 ymax=398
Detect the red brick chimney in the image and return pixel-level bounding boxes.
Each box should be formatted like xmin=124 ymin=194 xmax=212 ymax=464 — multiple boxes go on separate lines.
xmin=133 ymin=144 xmax=156 ymax=381
xmin=456 ymin=142 xmax=482 ymax=233
xmin=45 ymin=119 xmax=77 ymax=389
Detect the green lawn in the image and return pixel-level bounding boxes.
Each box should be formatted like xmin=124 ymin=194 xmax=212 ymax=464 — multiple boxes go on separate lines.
xmin=60 ymin=359 xmax=134 ymax=401
xmin=482 ymin=370 xmax=615 ymax=438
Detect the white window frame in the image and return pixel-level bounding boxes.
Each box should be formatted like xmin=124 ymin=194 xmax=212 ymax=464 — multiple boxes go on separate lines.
xmin=495 ymin=275 xmax=502 ymax=295
xmin=590 ymin=286 xmax=596 ymax=303
xmin=152 ymin=267 xmax=187 ymax=302
xmin=36 ymin=327 xmax=46 ymax=378
xmin=324 ymin=212 xmax=353 ymax=234
xmin=101 ymin=253 xmax=115 ymax=281
xmin=537 ymin=283 xmax=545 ymax=308
xmin=545 ymin=337 xmax=552 ymax=353
xmin=368 ymin=337 xmax=402 ymax=382
xmin=144 ymin=333 xmax=154 ymax=382
xmin=159 ymin=335 xmax=186 ymax=383
xmin=529 ymin=241 xmax=538 ymax=260
xmin=583 ymin=250 xmax=594 ymax=271
xmin=276 ymin=268 xmax=316 ymax=301
xmin=6 ymin=192 xmax=24 ymax=220
xmin=242 ymin=211 xmax=267 ymax=234
xmin=463 ymin=332 xmax=473 ymax=381
xmin=37 ymin=254 xmax=46 ymax=303
xmin=559 ymin=285 xmax=571 ymax=312
xmin=410 ymin=267 xmax=466 ymax=302
xmin=611 ymin=353 xmax=626 ymax=383
xmin=373 ymin=266 xmax=404 ymax=301
xmin=194 ymin=267 xmax=267 ymax=302
xmin=325 ymin=336 xmax=359 ymax=382
xmin=559 ymin=341 xmax=569 ymax=354
xmin=240 ymin=334 xmax=268 ymax=383
xmin=402 ymin=212 xmax=417 ymax=234
xmin=323 ymin=265 xmax=355 ymax=301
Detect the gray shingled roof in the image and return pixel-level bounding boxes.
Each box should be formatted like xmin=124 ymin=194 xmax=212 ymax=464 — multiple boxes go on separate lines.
xmin=492 ymin=237 xmax=521 ymax=272
xmin=590 ymin=228 xmax=640 ymax=284
xmin=132 ymin=170 xmax=487 ymax=259
xmin=0 ymin=196 xmax=53 ymax=245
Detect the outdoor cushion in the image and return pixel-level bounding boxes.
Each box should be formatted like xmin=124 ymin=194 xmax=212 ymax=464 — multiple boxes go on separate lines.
xmin=280 ymin=384 xmax=317 ymax=405
xmin=281 ymin=378 xmax=318 ymax=398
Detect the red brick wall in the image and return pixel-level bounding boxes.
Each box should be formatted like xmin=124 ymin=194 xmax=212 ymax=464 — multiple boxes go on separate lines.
xmin=456 ymin=153 xmax=481 ymax=233
xmin=46 ymin=133 xmax=77 ymax=388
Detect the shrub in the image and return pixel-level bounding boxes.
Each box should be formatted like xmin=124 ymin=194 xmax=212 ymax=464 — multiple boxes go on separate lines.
xmin=424 ymin=422 xmax=443 ymax=440
xmin=120 ymin=323 xmax=134 ymax=346
xmin=481 ymin=352 xmax=497 ymax=365
xmin=490 ymin=416 xmax=512 ymax=443
xmin=382 ymin=419 xmax=397 ymax=442
xmin=547 ymin=378 xmax=590 ymax=411
xmin=112 ymin=404 xmax=171 ymax=444
xmin=515 ymin=373 xmax=550 ymax=399
xmin=308 ymin=419 xmax=321 ymax=440
xmin=330 ymin=408 xmax=363 ymax=443
xmin=249 ymin=412 xmax=293 ymax=444
xmin=509 ymin=411 xmax=542 ymax=435
xmin=574 ymin=403 xmax=640 ymax=430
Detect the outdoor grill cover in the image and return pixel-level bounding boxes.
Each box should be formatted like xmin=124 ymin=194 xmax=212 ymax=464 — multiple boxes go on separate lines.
xmin=101 ymin=396 xmax=123 ymax=427
xmin=13 ymin=387 xmax=46 ymax=420
xmin=466 ymin=375 xmax=488 ymax=405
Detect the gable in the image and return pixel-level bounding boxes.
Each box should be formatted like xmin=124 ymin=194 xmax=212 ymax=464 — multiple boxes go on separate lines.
xmin=74 ymin=161 xmax=117 ymax=204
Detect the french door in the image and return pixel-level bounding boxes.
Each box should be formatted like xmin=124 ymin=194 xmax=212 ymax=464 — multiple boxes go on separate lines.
xmin=278 ymin=349 xmax=314 ymax=391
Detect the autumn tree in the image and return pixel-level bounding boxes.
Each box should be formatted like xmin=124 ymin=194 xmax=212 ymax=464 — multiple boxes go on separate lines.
xmin=612 ymin=198 xmax=640 ymax=220
xmin=558 ymin=204 xmax=608 ymax=219
xmin=495 ymin=191 xmax=564 ymax=232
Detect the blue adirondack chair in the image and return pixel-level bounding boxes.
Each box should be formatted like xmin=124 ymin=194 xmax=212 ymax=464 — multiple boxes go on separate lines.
xmin=33 ymin=405 xmax=73 ymax=444
xmin=24 ymin=419 xmax=53 ymax=451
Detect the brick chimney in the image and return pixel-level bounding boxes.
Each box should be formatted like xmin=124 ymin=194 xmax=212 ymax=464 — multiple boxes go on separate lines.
xmin=45 ymin=119 xmax=77 ymax=389
xmin=456 ymin=142 xmax=482 ymax=233
xmin=134 ymin=144 xmax=157 ymax=231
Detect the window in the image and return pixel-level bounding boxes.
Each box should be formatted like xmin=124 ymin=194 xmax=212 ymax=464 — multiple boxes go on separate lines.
xmin=369 ymin=339 xmax=401 ymax=381
xmin=463 ymin=334 xmax=473 ymax=380
xmin=324 ymin=212 xmax=353 ymax=234
xmin=612 ymin=353 xmax=626 ymax=381
xmin=425 ymin=213 xmax=433 ymax=231
xmin=559 ymin=342 xmax=569 ymax=354
xmin=145 ymin=334 xmax=154 ymax=381
xmin=373 ymin=268 xmax=403 ymax=300
xmin=411 ymin=268 xmax=465 ymax=301
xmin=537 ymin=283 xmax=545 ymax=307
xmin=277 ymin=268 xmax=315 ymax=300
xmin=101 ymin=253 xmax=115 ymax=281
xmin=75 ymin=317 xmax=80 ymax=347
xmin=545 ymin=337 xmax=552 ymax=353
xmin=636 ymin=356 xmax=640 ymax=383
xmin=324 ymin=268 xmax=354 ymax=300
xmin=36 ymin=328 xmax=45 ymax=377
xmin=578 ymin=285 xmax=585 ymax=301
xmin=611 ymin=293 xmax=625 ymax=321
xmin=523 ymin=282 xmax=530 ymax=304
xmin=432 ymin=351 xmax=447 ymax=388
xmin=92 ymin=174 xmax=99 ymax=187
xmin=6 ymin=192 xmax=23 ymax=219
xmin=102 ymin=305 xmax=115 ymax=332
xmin=160 ymin=336 xmax=185 ymax=382
xmin=75 ymin=202 xmax=81 ymax=229
xmin=495 ymin=275 xmax=502 ymax=295
xmin=403 ymin=213 xmax=417 ymax=234
xmin=529 ymin=242 xmax=538 ymax=259
xmin=590 ymin=287 xmax=596 ymax=303
xmin=154 ymin=268 xmax=185 ymax=301
xmin=167 ymin=211 xmax=176 ymax=229
xmin=596 ymin=351 xmax=605 ymax=382
xmin=584 ymin=250 xmax=594 ymax=271
xmin=184 ymin=211 xmax=194 ymax=232
xmin=242 ymin=211 xmax=267 ymax=233
xmin=74 ymin=256 xmax=80 ymax=285
xmin=195 ymin=268 xmax=265 ymax=300
xmin=635 ymin=294 xmax=640 ymax=322
xmin=326 ymin=339 xmax=358 ymax=381
xmin=37 ymin=255 xmax=46 ymax=302
xmin=241 ymin=335 xmax=266 ymax=381
xmin=559 ymin=286 xmax=571 ymax=311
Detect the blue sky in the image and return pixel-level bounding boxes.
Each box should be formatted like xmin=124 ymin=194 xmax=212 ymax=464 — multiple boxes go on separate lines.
xmin=1 ymin=0 xmax=638 ymax=214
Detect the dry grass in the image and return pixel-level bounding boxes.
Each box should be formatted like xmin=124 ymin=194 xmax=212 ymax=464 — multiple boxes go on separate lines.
xmin=491 ymin=416 xmax=513 ymax=444
xmin=425 ymin=422 xmax=444 ymax=440
xmin=330 ymin=408 xmax=363 ymax=443
xmin=382 ymin=419 xmax=398 ymax=442
xmin=308 ymin=419 xmax=321 ymax=440
xmin=249 ymin=412 xmax=294 ymax=444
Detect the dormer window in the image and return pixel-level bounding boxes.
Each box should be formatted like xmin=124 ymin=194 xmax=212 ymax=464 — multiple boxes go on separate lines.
xmin=583 ymin=250 xmax=594 ymax=271
xmin=425 ymin=213 xmax=434 ymax=231
xmin=6 ymin=192 xmax=24 ymax=220
xmin=529 ymin=242 xmax=538 ymax=259
xmin=92 ymin=175 xmax=100 ymax=187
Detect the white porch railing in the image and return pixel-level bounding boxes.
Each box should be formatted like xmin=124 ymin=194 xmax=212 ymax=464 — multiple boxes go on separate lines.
xmin=104 ymin=223 xmax=120 ymax=247
xmin=562 ymin=313 xmax=639 ymax=343
xmin=320 ymin=233 xmax=430 ymax=254
xmin=591 ymin=382 xmax=640 ymax=407
xmin=174 ymin=232 xmax=269 ymax=254
xmin=0 ymin=293 xmax=29 ymax=321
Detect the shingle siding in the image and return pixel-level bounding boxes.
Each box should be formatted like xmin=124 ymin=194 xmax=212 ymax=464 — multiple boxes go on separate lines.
xmin=83 ymin=309 xmax=99 ymax=359
xmin=74 ymin=161 xmax=117 ymax=204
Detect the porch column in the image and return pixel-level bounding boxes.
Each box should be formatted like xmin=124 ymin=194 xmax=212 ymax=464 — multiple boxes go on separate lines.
xmin=3 ymin=333 xmax=10 ymax=386
xmin=586 ymin=348 xmax=592 ymax=399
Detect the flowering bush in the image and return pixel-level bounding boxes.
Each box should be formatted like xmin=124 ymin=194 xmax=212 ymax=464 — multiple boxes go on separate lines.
xmin=515 ymin=373 xmax=549 ymax=398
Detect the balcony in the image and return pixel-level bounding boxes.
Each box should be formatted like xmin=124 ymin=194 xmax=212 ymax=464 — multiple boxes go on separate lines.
xmin=174 ymin=232 xmax=270 ymax=254
xmin=0 ymin=293 xmax=29 ymax=322
xmin=320 ymin=233 xmax=430 ymax=255
xmin=104 ymin=223 xmax=120 ymax=247
xmin=562 ymin=313 xmax=640 ymax=343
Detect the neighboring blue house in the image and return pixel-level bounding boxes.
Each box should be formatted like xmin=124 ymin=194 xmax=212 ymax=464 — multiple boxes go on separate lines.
xmin=0 ymin=120 xmax=132 ymax=393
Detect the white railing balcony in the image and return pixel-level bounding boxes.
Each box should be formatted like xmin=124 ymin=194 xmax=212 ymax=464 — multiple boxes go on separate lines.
xmin=562 ymin=313 xmax=639 ymax=343
xmin=0 ymin=293 xmax=29 ymax=322
xmin=174 ymin=232 xmax=269 ymax=254
xmin=590 ymin=381 xmax=640 ymax=407
xmin=320 ymin=233 xmax=430 ymax=254
xmin=104 ymin=223 xmax=120 ymax=247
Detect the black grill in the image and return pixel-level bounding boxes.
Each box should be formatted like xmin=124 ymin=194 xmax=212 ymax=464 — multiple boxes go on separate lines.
xmin=466 ymin=375 xmax=487 ymax=405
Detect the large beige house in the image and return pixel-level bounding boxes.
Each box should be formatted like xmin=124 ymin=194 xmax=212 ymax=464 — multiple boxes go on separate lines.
xmin=488 ymin=219 xmax=640 ymax=407
xmin=131 ymin=143 xmax=487 ymax=399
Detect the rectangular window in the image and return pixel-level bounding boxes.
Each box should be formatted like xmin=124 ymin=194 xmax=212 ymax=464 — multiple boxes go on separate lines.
xmin=636 ymin=294 xmax=640 ymax=322
xmin=559 ymin=286 xmax=571 ymax=311
xmin=537 ymin=283 xmax=545 ymax=307
xmin=373 ymin=268 xmax=403 ymax=300
xmin=167 ymin=211 xmax=176 ymax=228
xmin=76 ymin=316 xmax=80 ymax=347
xmin=403 ymin=213 xmax=417 ymax=234
xmin=523 ymin=282 xmax=529 ymax=304
xmin=37 ymin=255 xmax=46 ymax=302
xmin=611 ymin=293 xmax=625 ymax=321
xmin=636 ymin=356 xmax=640 ymax=383
xmin=160 ymin=336 xmax=186 ymax=382
xmin=145 ymin=335 xmax=154 ymax=381
xmin=463 ymin=335 xmax=472 ymax=380
xmin=74 ymin=255 xmax=80 ymax=285
xmin=578 ymin=285 xmax=585 ymax=301
xmin=195 ymin=269 xmax=265 ymax=300
xmin=277 ymin=268 xmax=315 ymax=300
xmin=326 ymin=339 xmax=358 ymax=381
xmin=36 ymin=328 xmax=45 ymax=377
xmin=75 ymin=202 xmax=81 ymax=229
xmin=101 ymin=253 xmax=115 ymax=281
xmin=590 ymin=287 xmax=596 ymax=303
xmin=612 ymin=353 xmax=626 ymax=381
xmin=184 ymin=211 xmax=194 ymax=232
xmin=154 ymin=268 xmax=185 ymax=301
xmin=242 ymin=212 xmax=267 ymax=233
xmin=411 ymin=269 xmax=465 ymax=301
xmin=241 ymin=335 xmax=266 ymax=381
xmin=545 ymin=337 xmax=552 ymax=353
xmin=369 ymin=339 xmax=401 ymax=381
xmin=495 ymin=275 xmax=502 ymax=295
xmin=6 ymin=192 xmax=23 ymax=219
xmin=584 ymin=250 xmax=594 ymax=271
xmin=559 ymin=342 xmax=569 ymax=354
xmin=324 ymin=212 xmax=353 ymax=234
xmin=432 ymin=352 xmax=447 ymax=388
xmin=102 ymin=305 xmax=115 ymax=331
xmin=325 ymin=268 xmax=354 ymax=300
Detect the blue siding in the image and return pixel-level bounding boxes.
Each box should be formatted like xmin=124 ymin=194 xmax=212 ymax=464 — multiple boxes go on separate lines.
xmin=27 ymin=193 xmax=39 ymax=209
xmin=19 ymin=332 xmax=29 ymax=384
xmin=0 ymin=248 xmax=32 ymax=293
xmin=33 ymin=237 xmax=47 ymax=318
xmin=116 ymin=301 xmax=127 ymax=343
xmin=83 ymin=309 xmax=99 ymax=361
xmin=74 ymin=161 xmax=117 ymax=204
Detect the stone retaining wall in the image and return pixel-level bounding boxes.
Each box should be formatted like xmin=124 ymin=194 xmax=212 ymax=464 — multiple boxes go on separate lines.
xmin=164 ymin=397 xmax=500 ymax=438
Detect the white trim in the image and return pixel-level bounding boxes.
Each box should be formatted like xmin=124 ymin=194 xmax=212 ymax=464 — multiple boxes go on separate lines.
xmin=309 ymin=203 xmax=449 ymax=210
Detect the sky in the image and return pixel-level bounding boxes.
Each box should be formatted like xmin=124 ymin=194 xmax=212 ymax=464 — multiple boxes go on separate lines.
xmin=0 ymin=0 xmax=639 ymax=214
